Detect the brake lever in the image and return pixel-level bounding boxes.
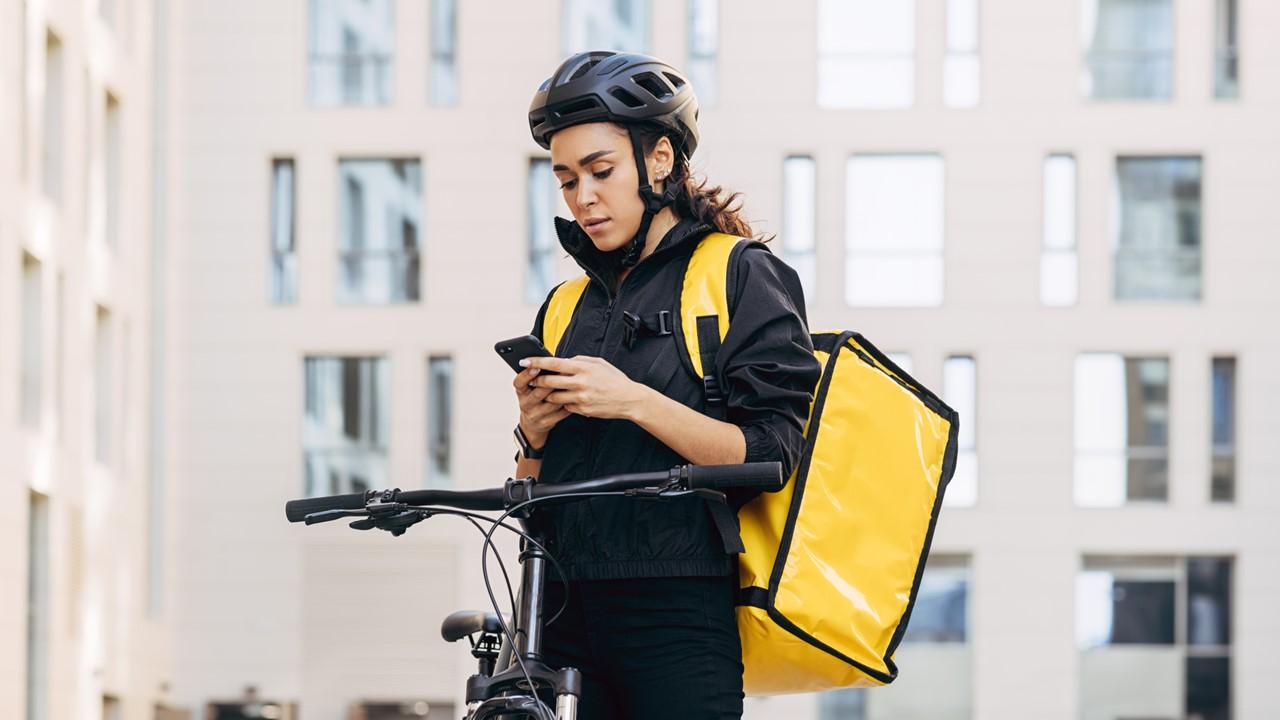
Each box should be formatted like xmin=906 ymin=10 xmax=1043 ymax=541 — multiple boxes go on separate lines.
xmin=624 ymin=478 xmax=687 ymax=499
xmin=351 ymin=509 xmax=432 ymax=536
xmin=304 ymin=508 xmax=370 ymax=525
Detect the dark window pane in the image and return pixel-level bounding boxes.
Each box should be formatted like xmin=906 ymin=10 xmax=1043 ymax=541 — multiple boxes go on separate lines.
xmin=1211 ymin=359 xmax=1235 ymax=446
xmin=817 ymin=687 xmax=865 ymax=720
xmin=903 ymin=571 xmax=967 ymax=643
xmin=1186 ymin=656 xmax=1230 ymax=720
xmin=1109 ymin=580 xmax=1175 ymax=644
xmin=1115 ymin=157 xmax=1202 ymax=300
xmin=1187 ymin=558 xmax=1231 ymax=646
xmin=1126 ymin=456 xmax=1168 ymax=501
xmin=1211 ymin=358 xmax=1236 ymax=501
xmin=1124 ymin=357 xmax=1169 ymax=501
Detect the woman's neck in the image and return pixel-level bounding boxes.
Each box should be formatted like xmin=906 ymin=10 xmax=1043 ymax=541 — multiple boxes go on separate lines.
xmin=615 ymin=208 xmax=680 ymax=290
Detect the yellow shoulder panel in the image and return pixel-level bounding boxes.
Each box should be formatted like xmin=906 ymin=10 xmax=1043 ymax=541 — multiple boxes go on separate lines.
xmin=542 ymin=276 xmax=590 ymax=356
xmin=681 ymin=232 xmax=742 ymax=378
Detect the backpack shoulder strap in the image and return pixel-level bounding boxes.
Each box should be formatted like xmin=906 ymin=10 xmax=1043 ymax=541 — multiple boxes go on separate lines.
xmin=679 ymin=232 xmax=744 ymax=418
xmin=542 ymin=276 xmax=590 ymax=356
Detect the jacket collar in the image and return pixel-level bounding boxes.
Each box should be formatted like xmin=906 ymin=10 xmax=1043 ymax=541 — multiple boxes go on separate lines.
xmin=553 ymin=215 xmax=716 ymax=294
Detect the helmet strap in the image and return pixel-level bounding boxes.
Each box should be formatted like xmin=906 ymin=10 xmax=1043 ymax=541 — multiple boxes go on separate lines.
xmin=620 ymin=125 xmax=680 ymax=269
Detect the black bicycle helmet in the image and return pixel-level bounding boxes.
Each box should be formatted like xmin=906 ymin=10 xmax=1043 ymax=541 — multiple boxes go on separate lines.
xmin=529 ymin=51 xmax=701 ymax=268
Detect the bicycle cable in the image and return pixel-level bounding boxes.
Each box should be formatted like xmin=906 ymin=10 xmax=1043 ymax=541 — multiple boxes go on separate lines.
xmin=427 ymin=508 xmax=561 ymax=720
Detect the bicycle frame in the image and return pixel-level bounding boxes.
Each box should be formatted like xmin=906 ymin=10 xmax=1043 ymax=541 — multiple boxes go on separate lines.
xmin=284 ymin=462 xmax=783 ymax=720
xmin=465 ymin=516 xmax=581 ymax=719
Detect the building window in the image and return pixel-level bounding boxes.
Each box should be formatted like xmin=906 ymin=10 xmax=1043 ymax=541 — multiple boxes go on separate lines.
xmin=308 ymin=0 xmax=394 ymax=106
xmin=1114 ymin=156 xmax=1202 ymax=301
xmin=1078 ymin=556 xmax=1232 ymax=720
xmin=349 ymin=701 xmax=456 ymax=719
xmin=100 ymin=0 xmax=116 ymax=28
xmin=1211 ymin=357 xmax=1236 ymax=502
xmin=27 ymin=492 xmax=51 ymax=720
xmin=303 ymin=356 xmax=389 ymax=497
xmin=781 ymin=156 xmax=817 ymax=304
xmin=885 ymin=352 xmax=913 ymax=374
xmin=337 ymin=159 xmax=422 ymax=304
xmin=943 ymin=356 xmax=977 ymax=507
xmin=22 ymin=253 xmax=43 ymax=429
xmin=1041 ymin=154 xmax=1078 ymax=306
xmin=429 ymin=0 xmax=458 ymax=106
xmin=1081 ymin=0 xmax=1173 ymax=100
xmin=105 ymin=92 xmax=121 ymax=249
xmin=102 ymin=697 xmax=121 ymax=720
xmin=1074 ymin=355 xmax=1170 ymax=506
xmin=95 ymin=306 xmax=112 ymax=465
xmin=818 ymin=556 xmax=972 ymax=720
xmin=818 ymin=0 xmax=914 ymax=109
xmin=944 ymin=0 xmax=980 ymax=107
xmin=426 ymin=356 xmax=454 ymax=489
xmin=43 ymin=31 xmax=64 ymax=203
xmin=1213 ymin=0 xmax=1239 ymax=100
xmin=270 ymin=159 xmax=297 ymax=304
xmin=845 ymin=154 xmax=944 ymax=307
xmin=563 ymin=0 xmax=649 ymax=55
xmin=687 ymin=0 xmax=718 ymax=107
xmin=527 ymin=158 xmax=558 ymax=305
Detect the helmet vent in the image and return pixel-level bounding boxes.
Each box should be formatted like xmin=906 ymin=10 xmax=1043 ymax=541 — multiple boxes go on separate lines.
xmin=568 ymin=59 xmax=600 ymax=82
xmin=609 ymin=87 xmax=645 ymax=109
xmin=632 ymin=72 xmax=674 ymax=101
xmin=596 ymin=56 xmax=628 ymax=76
xmin=663 ymin=72 xmax=687 ymax=90
xmin=553 ymin=97 xmax=602 ymax=119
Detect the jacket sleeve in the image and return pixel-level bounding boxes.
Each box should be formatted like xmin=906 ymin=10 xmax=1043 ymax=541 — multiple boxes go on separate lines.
xmin=714 ymin=243 xmax=821 ymax=506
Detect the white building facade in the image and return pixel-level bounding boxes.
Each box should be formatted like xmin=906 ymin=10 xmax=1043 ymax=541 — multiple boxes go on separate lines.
xmin=4 ymin=1 xmax=1279 ymax=719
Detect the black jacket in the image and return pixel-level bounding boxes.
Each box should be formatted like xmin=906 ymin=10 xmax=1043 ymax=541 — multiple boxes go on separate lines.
xmin=530 ymin=215 xmax=821 ymax=581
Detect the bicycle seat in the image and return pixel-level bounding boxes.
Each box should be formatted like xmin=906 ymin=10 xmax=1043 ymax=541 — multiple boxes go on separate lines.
xmin=441 ymin=610 xmax=509 ymax=642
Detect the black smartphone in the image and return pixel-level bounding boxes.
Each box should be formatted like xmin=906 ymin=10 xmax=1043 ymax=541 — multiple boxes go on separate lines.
xmin=495 ymin=334 xmax=557 ymax=374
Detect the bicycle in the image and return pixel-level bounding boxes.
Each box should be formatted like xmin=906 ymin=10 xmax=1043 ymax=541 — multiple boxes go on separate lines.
xmin=284 ymin=461 xmax=784 ymax=719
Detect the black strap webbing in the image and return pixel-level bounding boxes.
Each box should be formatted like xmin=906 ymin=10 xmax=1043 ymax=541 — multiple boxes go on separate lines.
xmin=705 ymin=492 xmax=746 ymax=554
xmin=695 ymin=315 xmax=726 ymax=421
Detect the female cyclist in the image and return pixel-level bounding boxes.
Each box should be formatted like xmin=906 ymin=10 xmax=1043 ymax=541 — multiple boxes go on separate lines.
xmin=511 ymin=50 xmax=821 ymax=719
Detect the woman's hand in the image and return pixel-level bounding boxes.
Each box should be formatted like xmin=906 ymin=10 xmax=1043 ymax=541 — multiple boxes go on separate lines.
xmin=514 ymin=366 xmax=571 ymax=447
xmin=522 ymin=356 xmax=651 ymax=421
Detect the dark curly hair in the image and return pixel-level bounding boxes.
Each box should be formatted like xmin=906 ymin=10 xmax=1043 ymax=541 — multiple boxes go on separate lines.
xmin=623 ymin=122 xmax=774 ymax=244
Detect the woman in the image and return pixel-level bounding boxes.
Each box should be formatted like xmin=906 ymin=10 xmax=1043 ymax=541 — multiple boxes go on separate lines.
xmin=512 ymin=51 xmax=821 ymax=719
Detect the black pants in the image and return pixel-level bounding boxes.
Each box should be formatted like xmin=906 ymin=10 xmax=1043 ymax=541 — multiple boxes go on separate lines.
xmin=538 ymin=574 xmax=745 ymax=719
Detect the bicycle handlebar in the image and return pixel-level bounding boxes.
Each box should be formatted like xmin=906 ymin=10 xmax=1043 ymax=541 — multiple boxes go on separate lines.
xmin=284 ymin=462 xmax=783 ymax=524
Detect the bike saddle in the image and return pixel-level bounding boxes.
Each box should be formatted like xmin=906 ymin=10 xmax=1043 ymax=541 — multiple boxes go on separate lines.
xmin=441 ymin=610 xmax=509 ymax=643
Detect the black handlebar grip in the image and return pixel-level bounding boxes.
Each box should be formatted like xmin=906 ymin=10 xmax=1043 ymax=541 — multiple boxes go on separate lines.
xmin=285 ymin=491 xmax=368 ymax=523
xmin=687 ymin=462 xmax=784 ymax=492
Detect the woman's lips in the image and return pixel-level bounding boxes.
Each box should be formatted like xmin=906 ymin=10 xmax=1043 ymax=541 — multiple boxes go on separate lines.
xmin=584 ymin=219 xmax=611 ymax=234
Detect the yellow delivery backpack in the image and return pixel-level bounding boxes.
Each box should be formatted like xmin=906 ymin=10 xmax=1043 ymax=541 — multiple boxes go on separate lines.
xmin=541 ymin=232 xmax=959 ymax=695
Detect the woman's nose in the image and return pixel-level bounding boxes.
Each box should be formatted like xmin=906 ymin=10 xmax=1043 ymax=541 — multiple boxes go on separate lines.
xmin=576 ymin=180 xmax=597 ymax=208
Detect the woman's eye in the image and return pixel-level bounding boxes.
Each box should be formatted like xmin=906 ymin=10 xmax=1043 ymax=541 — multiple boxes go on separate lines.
xmin=559 ymin=168 xmax=613 ymax=191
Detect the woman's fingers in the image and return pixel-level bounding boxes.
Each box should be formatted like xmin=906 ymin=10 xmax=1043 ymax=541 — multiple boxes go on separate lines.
xmin=545 ymin=390 xmax=583 ymax=407
xmin=512 ymin=367 xmax=542 ymax=393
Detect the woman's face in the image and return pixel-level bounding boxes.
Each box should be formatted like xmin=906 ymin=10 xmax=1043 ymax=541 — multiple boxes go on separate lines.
xmin=550 ymin=122 xmax=672 ymax=252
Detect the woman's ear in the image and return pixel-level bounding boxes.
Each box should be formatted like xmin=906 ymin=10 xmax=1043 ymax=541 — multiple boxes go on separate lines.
xmin=648 ymin=136 xmax=674 ymax=182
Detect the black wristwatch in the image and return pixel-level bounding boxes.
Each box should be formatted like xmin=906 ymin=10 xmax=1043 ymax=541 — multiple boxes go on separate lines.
xmin=513 ymin=423 xmax=546 ymax=461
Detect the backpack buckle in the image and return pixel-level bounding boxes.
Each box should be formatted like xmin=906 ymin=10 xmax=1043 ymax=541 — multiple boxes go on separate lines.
xmin=622 ymin=310 xmax=674 ymax=351
xmin=703 ymin=375 xmax=724 ymax=405
xmin=622 ymin=311 xmax=640 ymax=350
xmin=655 ymin=310 xmax=672 ymax=336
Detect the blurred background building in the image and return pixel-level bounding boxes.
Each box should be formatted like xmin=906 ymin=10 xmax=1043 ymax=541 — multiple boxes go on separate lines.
xmin=3 ymin=0 xmax=1278 ymax=719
